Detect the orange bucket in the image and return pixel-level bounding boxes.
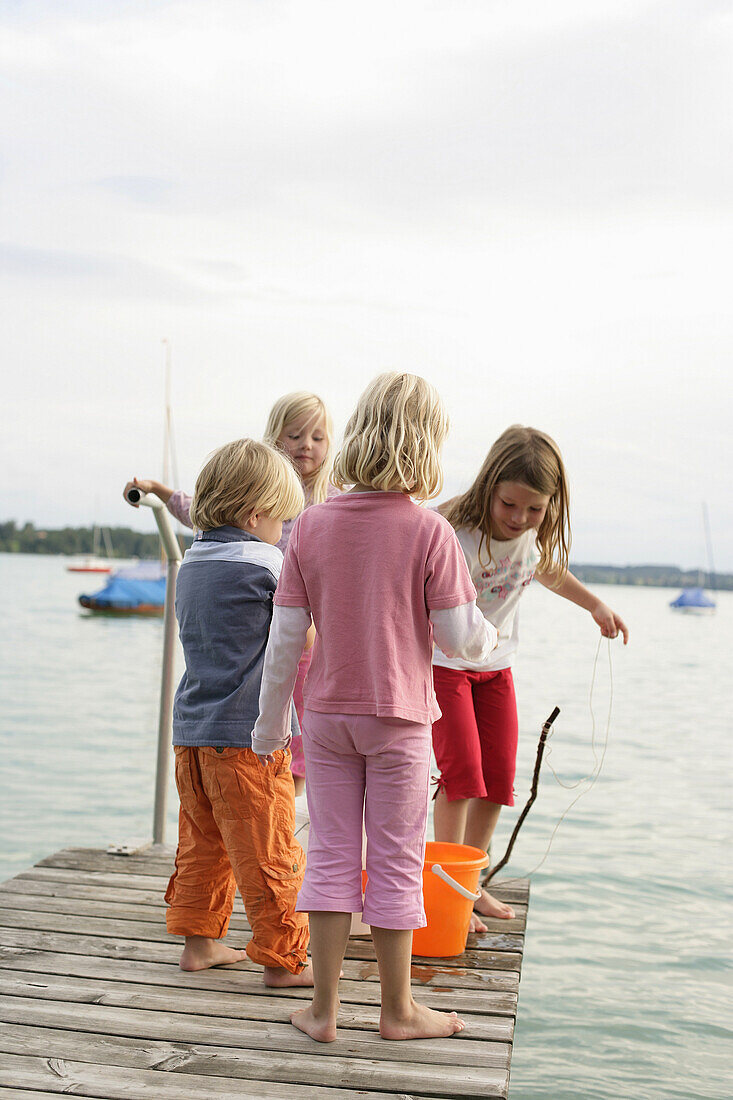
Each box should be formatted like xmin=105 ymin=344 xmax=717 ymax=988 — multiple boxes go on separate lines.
xmin=411 ymin=841 xmax=489 ymax=957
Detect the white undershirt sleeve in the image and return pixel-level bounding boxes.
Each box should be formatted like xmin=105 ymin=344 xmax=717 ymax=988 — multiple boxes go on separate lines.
xmin=252 ymin=604 xmax=312 ymax=756
xmin=430 ymin=601 xmax=498 ymax=664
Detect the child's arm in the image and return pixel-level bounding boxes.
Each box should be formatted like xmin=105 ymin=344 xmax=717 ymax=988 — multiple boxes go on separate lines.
xmin=535 ymin=569 xmax=629 ymax=643
xmin=123 ymin=478 xmax=194 ymax=529
xmin=123 ymin=477 xmax=174 ymax=506
xmin=431 ymin=602 xmax=498 ymax=663
xmin=252 ymin=605 xmax=312 ymax=762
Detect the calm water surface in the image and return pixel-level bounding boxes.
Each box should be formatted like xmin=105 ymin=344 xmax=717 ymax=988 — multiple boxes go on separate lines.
xmin=0 ymin=554 xmax=731 ymax=1099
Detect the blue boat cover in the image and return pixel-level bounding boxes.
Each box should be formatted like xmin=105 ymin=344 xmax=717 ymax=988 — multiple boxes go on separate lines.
xmin=81 ymin=562 xmax=166 ymax=609
xmin=669 ymin=587 xmax=715 ymax=608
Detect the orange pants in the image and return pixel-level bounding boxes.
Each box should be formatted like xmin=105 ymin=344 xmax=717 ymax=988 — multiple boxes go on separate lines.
xmin=165 ymin=745 xmax=309 ymax=974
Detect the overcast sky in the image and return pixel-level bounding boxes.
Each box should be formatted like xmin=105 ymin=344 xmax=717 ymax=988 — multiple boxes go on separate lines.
xmin=1 ymin=0 xmax=731 ymax=569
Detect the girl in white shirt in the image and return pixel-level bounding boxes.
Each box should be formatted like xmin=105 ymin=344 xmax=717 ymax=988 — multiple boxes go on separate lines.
xmin=432 ymin=425 xmax=629 ymax=926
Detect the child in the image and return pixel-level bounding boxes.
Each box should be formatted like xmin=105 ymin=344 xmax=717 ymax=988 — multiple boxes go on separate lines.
xmin=431 ymin=425 xmax=629 ymax=927
xmin=123 ymin=391 xmax=339 ymax=794
xmin=163 ymin=438 xmax=313 ymax=987
xmin=252 ymin=373 xmax=498 ymax=1042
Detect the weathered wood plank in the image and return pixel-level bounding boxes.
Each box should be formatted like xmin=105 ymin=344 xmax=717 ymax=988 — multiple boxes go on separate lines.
xmin=30 ymin=853 xmax=529 ymax=905
xmin=0 ymin=947 xmax=518 ymax=1018
xmin=0 ymin=1049 xmax=446 ymax=1099
xmin=0 ymin=1089 xmax=65 ymax=1099
xmin=0 ymin=1025 xmax=509 ymax=1098
xmin=0 ymin=995 xmax=510 ymax=1071
xmin=0 ymin=880 xmax=525 ymax=957
xmin=0 ymin=896 xmax=524 ymax=971
xmin=0 ymin=927 xmax=519 ymax=993
xmin=0 ymin=906 xmax=526 ymax=959
xmin=0 ymin=971 xmax=512 ymax=1042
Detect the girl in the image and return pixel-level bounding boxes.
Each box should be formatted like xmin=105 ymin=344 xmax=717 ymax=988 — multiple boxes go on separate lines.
xmin=123 ymin=391 xmax=339 ymax=794
xmin=252 ymin=373 xmax=497 ymax=1043
xmin=431 ymin=425 xmax=629 ymax=927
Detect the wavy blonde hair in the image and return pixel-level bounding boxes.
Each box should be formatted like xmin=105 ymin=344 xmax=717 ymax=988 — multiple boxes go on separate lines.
xmin=263 ymin=391 xmax=334 ymax=505
xmin=333 ymin=372 xmax=448 ymax=501
xmin=190 ymin=438 xmax=304 ymax=532
xmin=443 ymin=425 xmax=571 ymax=580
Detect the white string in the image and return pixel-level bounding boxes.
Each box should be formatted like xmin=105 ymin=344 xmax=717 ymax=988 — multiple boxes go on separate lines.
xmin=493 ymin=636 xmax=614 ymax=887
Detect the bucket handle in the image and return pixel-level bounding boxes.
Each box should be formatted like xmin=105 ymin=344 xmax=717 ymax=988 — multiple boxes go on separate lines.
xmin=431 ymin=863 xmax=482 ymax=902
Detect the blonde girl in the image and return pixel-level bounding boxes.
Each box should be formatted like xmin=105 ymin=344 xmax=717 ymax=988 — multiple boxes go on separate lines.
xmin=252 ymin=373 xmax=497 ymax=1043
xmin=123 ymin=392 xmax=338 ymax=793
xmin=432 ymin=425 xmax=629 ymax=926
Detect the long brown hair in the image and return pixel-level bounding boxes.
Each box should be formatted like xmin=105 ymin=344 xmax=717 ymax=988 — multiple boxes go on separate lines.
xmin=443 ymin=425 xmax=571 ymax=580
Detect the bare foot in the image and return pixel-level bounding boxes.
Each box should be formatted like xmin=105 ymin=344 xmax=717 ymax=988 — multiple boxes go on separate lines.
xmin=473 ymin=887 xmax=515 ymax=920
xmin=264 ymin=963 xmax=315 ymax=988
xmin=380 ymin=1000 xmax=465 ymax=1040
xmin=179 ymin=936 xmax=247 ymax=971
xmin=291 ymin=1002 xmax=338 ymax=1043
xmin=469 ymin=911 xmax=488 ymax=933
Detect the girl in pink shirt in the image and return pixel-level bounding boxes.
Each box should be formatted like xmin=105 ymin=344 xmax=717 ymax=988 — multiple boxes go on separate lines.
xmin=253 ymin=373 xmax=497 ymax=1043
xmin=122 ymin=391 xmax=340 ymax=793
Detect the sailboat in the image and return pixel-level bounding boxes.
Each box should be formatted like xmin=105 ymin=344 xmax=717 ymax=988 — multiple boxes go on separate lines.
xmin=78 ymin=340 xmax=178 ymax=615
xmin=670 ymin=504 xmax=716 ymax=614
xmin=66 ymin=525 xmax=114 ymax=573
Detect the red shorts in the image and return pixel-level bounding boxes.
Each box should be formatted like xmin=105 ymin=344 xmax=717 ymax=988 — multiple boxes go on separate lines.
xmin=431 ymin=665 xmax=518 ymax=807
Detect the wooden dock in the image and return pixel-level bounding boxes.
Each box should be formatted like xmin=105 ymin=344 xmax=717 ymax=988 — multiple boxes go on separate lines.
xmin=0 ymin=847 xmax=529 ymax=1099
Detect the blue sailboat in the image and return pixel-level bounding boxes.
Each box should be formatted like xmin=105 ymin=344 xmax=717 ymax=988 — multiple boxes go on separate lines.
xmin=670 ymin=504 xmax=716 ymax=614
xmin=79 ymin=562 xmax=166 ymax=616
xmin=669 ymin=586 xmax=716 ymax=614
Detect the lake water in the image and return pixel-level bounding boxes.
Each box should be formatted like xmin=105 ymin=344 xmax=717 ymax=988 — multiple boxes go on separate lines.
xmin=0 ymin=553 xmax=731 ymax=1099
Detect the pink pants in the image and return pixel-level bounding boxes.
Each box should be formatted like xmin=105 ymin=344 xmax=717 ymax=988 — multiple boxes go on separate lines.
xmin=298 ymin=710 xmax=432 ymax=930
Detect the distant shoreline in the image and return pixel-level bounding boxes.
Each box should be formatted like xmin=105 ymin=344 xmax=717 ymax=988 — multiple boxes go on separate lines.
xmin=1 ymin=519 xmax=729 ymax=590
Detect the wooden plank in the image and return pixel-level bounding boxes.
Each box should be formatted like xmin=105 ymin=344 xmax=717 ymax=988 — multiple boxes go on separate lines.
xmin=0 ymin=947 xmax=518 ymax=1018
xmin=28 ymin=854 xmax=529 ymax=905
xmin=15 ymin=864 xmax=528 ymax=920
xmin=0 ymin=882 xmax=525 ymax=958
xmin=0 ymin=1025 xmax=508 ymax=1098
xmin=0 ymin=1050 xmax=444 ymax=1100
xmin=0 ymin=971 xmax=512 ymax=1042
xmin=0 ymin=904 xmax=527 ymax=948
xmin=0 ymin=1090 xmax=66 ymax=1099
xmin=0 ymin=897 xmax=524 ymax=971
xmin=0 ymin=928 xmax=519 ymax=994
xmin=0 ymin=995 xmax=510 ymax=1071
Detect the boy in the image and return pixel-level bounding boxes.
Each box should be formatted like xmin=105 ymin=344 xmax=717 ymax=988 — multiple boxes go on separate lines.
xmin=164 ymin=438 xmax=312 ymax=987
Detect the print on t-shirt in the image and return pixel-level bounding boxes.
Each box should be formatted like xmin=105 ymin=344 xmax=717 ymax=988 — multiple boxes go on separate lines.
xmin=477 ymin=553 xmax=536 ymax=606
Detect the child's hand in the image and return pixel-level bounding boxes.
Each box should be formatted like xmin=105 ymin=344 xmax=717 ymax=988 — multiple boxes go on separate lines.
xmin=591 ymin=601 xmax=629 ymax=644
xmin=123 ymin=477 xmax=155 ymax=506
xmin=255 ymin=752 xmax=276 ymax=767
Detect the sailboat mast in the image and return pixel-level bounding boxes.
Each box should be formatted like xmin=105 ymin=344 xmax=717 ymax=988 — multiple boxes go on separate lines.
xmin=162 ymin=338 xmax=172 ymax=487
xmin=702 ymin=502 xmax=716 ymax=592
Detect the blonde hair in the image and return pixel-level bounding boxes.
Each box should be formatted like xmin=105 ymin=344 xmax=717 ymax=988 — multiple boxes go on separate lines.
xmin=263 ymin=391 xmax=334 ymax=505
xmin=189 ymin=438 xmax=304 ymax=532
xmin=333 ymin=372 xmax=448 ymax=501
xmin=443 ymin=425 xmax=571 ymax=579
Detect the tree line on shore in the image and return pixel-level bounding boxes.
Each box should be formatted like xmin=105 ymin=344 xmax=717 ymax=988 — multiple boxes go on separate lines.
xmin=0 ymin=520 xmax=192 ymax=561
xmin=0 ymin=519 xmax=729 ymax=589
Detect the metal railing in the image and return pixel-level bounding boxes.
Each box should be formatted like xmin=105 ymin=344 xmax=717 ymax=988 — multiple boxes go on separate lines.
xmin=124 ymin=488 xmax=183 ymax=847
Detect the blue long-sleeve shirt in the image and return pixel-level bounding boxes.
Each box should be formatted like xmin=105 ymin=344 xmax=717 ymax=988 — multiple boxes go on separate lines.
xmin=172 ymin=524 xmax=299 ymax=747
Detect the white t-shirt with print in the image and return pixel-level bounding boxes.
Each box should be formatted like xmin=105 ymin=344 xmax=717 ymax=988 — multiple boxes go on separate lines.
xmin=432 ymin=527 xmax=538 ymax=672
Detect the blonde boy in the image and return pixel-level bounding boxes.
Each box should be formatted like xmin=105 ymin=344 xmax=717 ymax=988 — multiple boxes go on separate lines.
xmin=164 ymin=438 xmax=312 ymax=987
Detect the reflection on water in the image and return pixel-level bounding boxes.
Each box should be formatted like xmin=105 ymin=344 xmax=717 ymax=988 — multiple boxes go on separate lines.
xmin=0 ymin=555 xmax=731 ymax=1099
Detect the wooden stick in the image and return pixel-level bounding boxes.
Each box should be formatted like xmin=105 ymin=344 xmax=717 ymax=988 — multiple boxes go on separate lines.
xmin=485 ymin=706 xmax=560 ymax=882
